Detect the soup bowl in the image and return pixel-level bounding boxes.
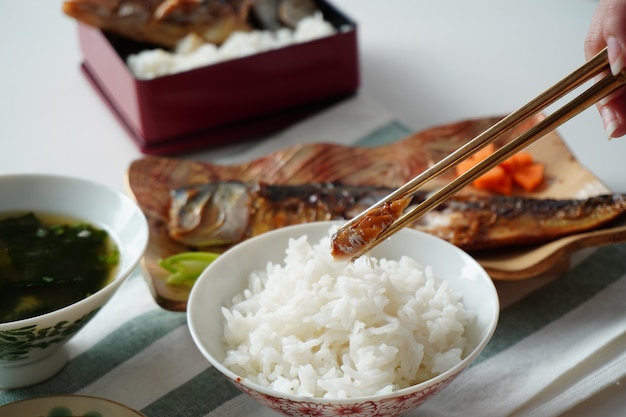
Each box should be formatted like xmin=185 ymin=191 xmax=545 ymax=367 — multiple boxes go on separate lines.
xmin=0 ymin=174 xmax=148 ymax=389
xmin=188 ymin=221 xmax=499 ymax=416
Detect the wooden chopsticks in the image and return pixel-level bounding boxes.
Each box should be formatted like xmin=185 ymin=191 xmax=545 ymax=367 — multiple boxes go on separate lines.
xmin=331 ymin=47 xmax=626 ymax=261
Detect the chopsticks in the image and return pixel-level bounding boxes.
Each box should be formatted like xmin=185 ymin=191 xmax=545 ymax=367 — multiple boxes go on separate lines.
xmin=332 ymin=47 xmax=626 ymax=260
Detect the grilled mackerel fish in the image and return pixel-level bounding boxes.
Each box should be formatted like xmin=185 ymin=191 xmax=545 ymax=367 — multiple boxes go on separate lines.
xmin=167 ymin=181 xmax=626 ymax=252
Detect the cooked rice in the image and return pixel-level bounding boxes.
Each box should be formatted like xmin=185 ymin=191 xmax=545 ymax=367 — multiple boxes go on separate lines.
xmin=221 ymin=228 xmax=472 ymax=399
xmin=127 ymin=12 xmax=336 ymax=79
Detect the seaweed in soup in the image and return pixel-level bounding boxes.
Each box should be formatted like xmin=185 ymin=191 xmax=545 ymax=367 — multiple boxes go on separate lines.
xmin=0 ymin=212 xmax=119 ymax=322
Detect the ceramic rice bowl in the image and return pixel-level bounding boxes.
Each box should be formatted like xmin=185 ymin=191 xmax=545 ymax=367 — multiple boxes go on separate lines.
xmin=188 ymin=221 xmax=499 ymax=417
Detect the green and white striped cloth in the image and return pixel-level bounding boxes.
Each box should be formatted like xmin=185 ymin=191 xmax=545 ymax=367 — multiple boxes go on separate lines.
xmin=2 ymin=96 xmax=626 ymax=416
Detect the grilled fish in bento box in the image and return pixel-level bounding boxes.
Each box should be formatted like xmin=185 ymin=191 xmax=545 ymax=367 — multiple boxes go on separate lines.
xmin=62 ymin=0 xmax=321 ymax=48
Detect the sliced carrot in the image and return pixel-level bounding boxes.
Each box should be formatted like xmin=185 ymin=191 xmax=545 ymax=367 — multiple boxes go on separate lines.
xmin=455 ymin=143 xmax=497 ymax=177
xmin=500 ymin=151 xmax=534 ymax=173
xmin=472 ymin=165 xmax=514 ymax=195
xmin=512 ymin=163 xmax=545 ymax=192
xmin=454 ymin=146 xmax=544 ymax=194
xmin=472 ymin=143 xmax=496 ymax=162
xmin=499 ymin=158 xmax=514 ymax=173
xmin=455 ymin=158 xmax=478 ymax=177
xmin=511 ymin=152 xmax=534 ymax=166
xmin=496 ymin=178 xmax=514 ymax=195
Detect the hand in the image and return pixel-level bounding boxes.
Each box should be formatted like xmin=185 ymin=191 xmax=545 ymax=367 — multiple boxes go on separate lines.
xmin=585 ymin=0 xmax=626 ymax=139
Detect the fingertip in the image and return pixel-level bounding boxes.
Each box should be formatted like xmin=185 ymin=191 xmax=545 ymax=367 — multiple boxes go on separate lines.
xmin=601 ymin=106 xmax=620 ymax=139
xmin=607 ymin=36 xmax=625 ymax=75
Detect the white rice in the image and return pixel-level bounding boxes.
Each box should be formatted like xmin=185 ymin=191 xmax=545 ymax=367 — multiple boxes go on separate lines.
xmin=127 ymin=12 xmax=336 ymax=79
xmin=221 ymin=229 xmax=472 ymax=399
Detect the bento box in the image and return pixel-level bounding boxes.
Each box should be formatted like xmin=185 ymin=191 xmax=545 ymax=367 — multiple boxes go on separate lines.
xmin=76 ymin=0 xmax=359 ymax=155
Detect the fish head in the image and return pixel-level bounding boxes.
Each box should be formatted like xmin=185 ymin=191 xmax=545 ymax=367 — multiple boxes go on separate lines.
xmin=168 ymin=182 xmax=251 ymax=247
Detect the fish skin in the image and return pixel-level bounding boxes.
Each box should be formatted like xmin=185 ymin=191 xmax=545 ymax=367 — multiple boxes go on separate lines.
xmin=411 ymin=194 xmax=626 ymax=251
xmin=168 ymin=182 xmax=408 ymax=247
xmin=166 ymin=181 xmax=626 ymax=252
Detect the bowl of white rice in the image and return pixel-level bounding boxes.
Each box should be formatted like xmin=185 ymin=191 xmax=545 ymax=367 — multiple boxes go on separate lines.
xmin=187 ymin=221 xmax=499 ymax=416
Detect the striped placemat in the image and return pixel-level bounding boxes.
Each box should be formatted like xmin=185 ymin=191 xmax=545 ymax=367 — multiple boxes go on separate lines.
xmin=2 ymin=96 xmax=626 ymax=417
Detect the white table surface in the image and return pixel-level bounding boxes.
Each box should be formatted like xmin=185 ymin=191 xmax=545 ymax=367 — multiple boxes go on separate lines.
xmin=1 ymin=1 xmax=625 ymax=415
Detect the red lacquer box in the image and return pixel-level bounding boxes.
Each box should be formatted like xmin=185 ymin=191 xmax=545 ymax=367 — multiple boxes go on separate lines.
xmin=77 ymin=0 xmax=359 ymax=155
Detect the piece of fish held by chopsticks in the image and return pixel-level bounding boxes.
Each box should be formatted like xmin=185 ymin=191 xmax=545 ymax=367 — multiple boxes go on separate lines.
xmin=166 ymin=181 xmax=626 ymax=253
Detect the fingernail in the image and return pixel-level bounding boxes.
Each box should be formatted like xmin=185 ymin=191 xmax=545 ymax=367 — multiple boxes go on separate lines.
xmin=598 ymin=96 xmax=610 ymax=107
xmin=601 ymin=106 xmax=619 ymax=139
xmin=607 ymin=36 xmax=624 ymax=75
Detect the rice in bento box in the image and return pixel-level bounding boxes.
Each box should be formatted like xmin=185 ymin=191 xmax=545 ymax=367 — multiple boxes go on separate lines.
xmin=221 ymin=229 xmax=472 ymax=399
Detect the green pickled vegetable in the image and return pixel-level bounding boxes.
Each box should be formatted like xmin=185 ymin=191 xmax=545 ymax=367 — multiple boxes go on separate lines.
xmin=159 ymin=252 xmax=219 ymax=287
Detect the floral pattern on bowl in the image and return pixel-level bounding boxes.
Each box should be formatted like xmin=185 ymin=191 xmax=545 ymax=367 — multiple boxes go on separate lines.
xmin=0 ymin=310 xmax=97 ymax=361
xmin=238 ymin=375 xmax=454 ymax=417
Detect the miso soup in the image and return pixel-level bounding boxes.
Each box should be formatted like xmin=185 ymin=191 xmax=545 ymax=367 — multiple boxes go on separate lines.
xmin=0 ymin=212 xmax=119 ymax=323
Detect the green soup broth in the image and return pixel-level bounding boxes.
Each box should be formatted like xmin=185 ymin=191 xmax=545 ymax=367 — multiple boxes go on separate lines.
xmin=0 ymin=211 xmax=120 ymax=323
